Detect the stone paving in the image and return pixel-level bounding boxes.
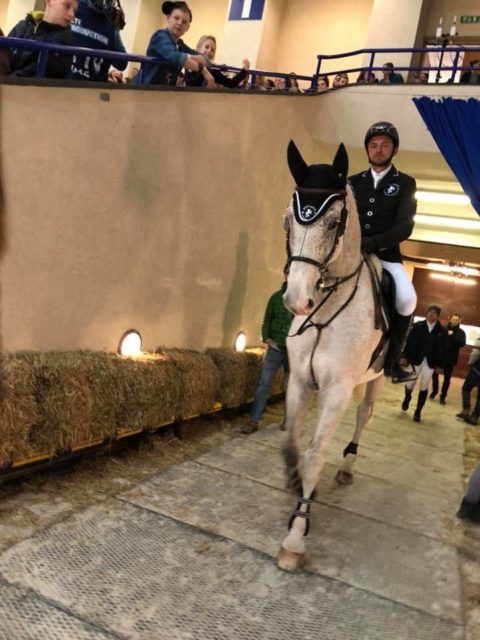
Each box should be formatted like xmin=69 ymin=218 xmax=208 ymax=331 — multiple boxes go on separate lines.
xmin=0 ymin=379 xmax=479 ymax=639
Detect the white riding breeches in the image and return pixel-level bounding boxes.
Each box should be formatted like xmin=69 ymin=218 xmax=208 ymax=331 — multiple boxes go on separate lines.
xmin=380 ymin=260 xmax=417 ymax=316
xmin=406 ymin=358 xmax=434 ymax=392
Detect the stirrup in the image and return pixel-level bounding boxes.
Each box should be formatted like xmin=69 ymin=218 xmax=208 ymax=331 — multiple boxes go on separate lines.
xmin=391 ymin=362 xmax=417 ymax=385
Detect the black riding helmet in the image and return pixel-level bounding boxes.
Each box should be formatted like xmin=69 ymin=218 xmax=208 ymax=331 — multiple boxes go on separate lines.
xmin=364 ymin=122 xmax=399 ymax=150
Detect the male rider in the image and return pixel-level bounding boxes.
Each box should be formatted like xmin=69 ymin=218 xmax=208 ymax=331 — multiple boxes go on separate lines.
xmin=349 ymin=122 xmax=417 ymax=382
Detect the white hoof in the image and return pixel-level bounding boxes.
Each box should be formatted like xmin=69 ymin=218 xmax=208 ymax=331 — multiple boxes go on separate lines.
xmin=276 ymin=546 xmax=305 ymax=572
xmin=335 ymin=470 xmax=354 ymax=485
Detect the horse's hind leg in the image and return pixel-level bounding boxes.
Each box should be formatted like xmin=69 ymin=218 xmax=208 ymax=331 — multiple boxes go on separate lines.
xmin=336 ymin=374 xmax=384 ymax=485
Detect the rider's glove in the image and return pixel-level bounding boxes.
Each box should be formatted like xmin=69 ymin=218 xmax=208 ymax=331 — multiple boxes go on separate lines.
xmin=361 ymin=236 xmax=377 ymax=254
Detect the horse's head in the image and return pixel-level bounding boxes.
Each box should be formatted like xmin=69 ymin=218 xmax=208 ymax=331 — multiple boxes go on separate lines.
xmin=284 ymin=141 xmax=357 ymax=315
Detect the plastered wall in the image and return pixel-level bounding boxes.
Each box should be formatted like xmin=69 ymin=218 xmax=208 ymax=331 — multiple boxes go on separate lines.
xmin=0 ymin=84 xmax=319 ymax=353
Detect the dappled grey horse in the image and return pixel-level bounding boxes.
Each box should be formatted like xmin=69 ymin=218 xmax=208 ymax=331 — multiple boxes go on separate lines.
xmin=277 ymin=141 xmax=386 ymax=571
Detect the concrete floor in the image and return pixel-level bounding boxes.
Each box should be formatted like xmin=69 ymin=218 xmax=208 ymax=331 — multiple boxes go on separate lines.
xmin=0 ymin=379 xmax=479 ymax=639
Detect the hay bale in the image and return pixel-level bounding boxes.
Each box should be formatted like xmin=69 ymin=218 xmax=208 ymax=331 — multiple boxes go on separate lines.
xmin=31 ymin=351 xmax=104 ymax=453
xmin=0 ymin=352 xmax=40 ymax=465
xmin=157 ymin=348 xmax=219 ymax=419
xmin=208 ymin=347 xmax=286 ymax=408
xmin=112 ymin=352 xmax=180 ymax=430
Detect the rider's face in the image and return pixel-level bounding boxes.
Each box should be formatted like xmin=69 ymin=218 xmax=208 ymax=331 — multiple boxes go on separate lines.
xmin=367 ymin=135 xmax=395 ymax=168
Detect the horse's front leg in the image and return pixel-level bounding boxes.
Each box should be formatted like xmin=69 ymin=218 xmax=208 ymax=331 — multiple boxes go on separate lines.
xmin=336 ymin=374 xmax=384 ymax=485
xmin=277 ymin=381 xmax=353 ymax=571
xmin=282 ymin=369 xmax=314 ymax=495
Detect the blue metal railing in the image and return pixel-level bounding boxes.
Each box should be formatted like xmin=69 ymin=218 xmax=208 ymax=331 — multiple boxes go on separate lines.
xmin=314 ymin=46 xmax=480 ymax=88
xmin=0 ymin=36 xmax=312 ymax=88
xmin=1 ymin=37 xmax=480 ymax=91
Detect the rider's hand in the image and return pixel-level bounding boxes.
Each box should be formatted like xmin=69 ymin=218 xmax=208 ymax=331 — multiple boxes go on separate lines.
xmin=361 ymin=236 xmax=376 ymax=254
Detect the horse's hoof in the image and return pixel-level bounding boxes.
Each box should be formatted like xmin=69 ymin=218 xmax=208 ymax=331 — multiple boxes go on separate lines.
xmin=335 ymin=470 xmax=354 ymax=485
xmin=276 ymin=546 xmax=305 ymax=572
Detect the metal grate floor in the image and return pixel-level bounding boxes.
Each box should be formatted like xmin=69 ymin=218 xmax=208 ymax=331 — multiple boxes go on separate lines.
xmin=0 ymin=500 xmax=464 ymax=640
xmin=0 ymin=581 xmax=117 ymax=640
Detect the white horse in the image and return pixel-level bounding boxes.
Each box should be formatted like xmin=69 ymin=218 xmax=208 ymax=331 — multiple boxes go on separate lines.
xmin=277 ymin=141 xmax=386 ymax=571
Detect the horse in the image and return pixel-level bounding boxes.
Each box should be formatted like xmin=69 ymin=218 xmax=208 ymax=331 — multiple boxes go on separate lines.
xmin=276 ymin=141 xmax=387 ymax=572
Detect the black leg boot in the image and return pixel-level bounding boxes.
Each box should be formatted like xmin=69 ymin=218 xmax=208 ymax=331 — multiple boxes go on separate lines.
xmin=401 ymin=387 xmax=413 ymax=411
xmin=384 ymin=313 xmax=417 ymax=384
xmin=413 ymin=390 xmax=428 ymax=422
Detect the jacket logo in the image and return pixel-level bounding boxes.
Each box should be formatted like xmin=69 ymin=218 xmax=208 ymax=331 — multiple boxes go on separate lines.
xmin=384 ymin=183 xmax=400 ymax=196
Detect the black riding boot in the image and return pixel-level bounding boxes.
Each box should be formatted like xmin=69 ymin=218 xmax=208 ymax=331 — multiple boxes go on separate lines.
xmin=384 ymin=313 xmax=416 ymax=383
xmin=413 ymin=390 xmax=428 ymax=422
xmin=401 ymin=387 xmax=413 ymax=411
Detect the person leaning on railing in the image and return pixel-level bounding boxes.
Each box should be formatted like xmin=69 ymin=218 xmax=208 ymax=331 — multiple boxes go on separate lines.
xmin=0 ymin=28 xmax=11 ymax=75
xmin=184 ymin=35 xmax=249 ymax=89
xmin=7 ymin=0 xmax=77 ymax=79
xmin=136 ymin=1 xmax=214 ymax=88
xmin=69 ymin=0 xmax=128 ymax=83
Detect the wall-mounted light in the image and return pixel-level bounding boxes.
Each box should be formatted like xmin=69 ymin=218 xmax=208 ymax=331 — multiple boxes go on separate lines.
xmin=416 ymin=191 xmax=470 ymax=206
xmin=429 ymin=273 xmax=476 ymax=286
xmin=118 ymin=329 xmax=142 ymax=356
xmin=234 ymin=331 xmax=246 ymax=352
xmin=414 ymin=214 xmax=480 ymax=230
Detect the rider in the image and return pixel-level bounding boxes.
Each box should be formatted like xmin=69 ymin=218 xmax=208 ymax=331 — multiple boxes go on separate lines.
xmin=349 ymin=122 xmax=417 ymax=382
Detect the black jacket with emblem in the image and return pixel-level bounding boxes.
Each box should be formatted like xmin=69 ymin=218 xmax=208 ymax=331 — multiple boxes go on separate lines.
xmin=403 ymin=320 xmax=448 ymax=369
xmin=348 ymin=165 xmax=416 ymax=263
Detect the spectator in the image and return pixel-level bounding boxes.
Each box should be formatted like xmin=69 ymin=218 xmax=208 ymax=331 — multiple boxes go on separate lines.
xmin=273 ymin=76 xmax=286 ymax=90
xmin=136 ymin=1 xmax=213 ymax=87
xmin=430 ymin=313 xmax=466 ymax=404
xmin=0 ymin=28 xmax=11 ymax=76
xmin=333 ymin=72 xmax=349 ymax=87
xmin=380 ymin=62 xmax=404 ymax=84
xmin=456 ymin=335 xmax=480 ymax=426
xmin=7 ymin=0 xmax=77 ymax=79
xmin=307 ymin=74 xmax=330 ymax=93
xmin=401 ymin=305 xmax=448 ymax=422
xmin=247 ymin=74 xmax=266 ymax=90
xmin=457 ymin=462 xmax=480 ymax=523
xmin=241 ymin=265 xmax=293 ymax=434
xmin=413 ymin=70 xmax=429 ymax=84
xmin=69 ymin=0 xmax=127 ymax=82
xmin=356 ymin=69 xmax=377 ymax=84
xmin=460 ymin=60 xmax=480 ymax=85
xmin=185 ymin=35 xmax=248 ymax=89
xmin=287 ymin=73 xmax=300 ymax=93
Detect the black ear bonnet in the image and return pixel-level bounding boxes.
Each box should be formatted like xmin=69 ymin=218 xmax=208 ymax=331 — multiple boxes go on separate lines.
xmin=287 ymin=141 xmax=348 ymax=226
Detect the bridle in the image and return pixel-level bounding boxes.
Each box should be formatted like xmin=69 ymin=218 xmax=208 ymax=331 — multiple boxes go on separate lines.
xmin=289 ymin=185 xmax=353 ymax=288
xmin=287 ymin=185 xmax=364 ymax=340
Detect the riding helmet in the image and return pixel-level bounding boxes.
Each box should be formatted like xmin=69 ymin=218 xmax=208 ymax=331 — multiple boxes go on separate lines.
xmin=364 ymin=122 xmax=399 ymax=150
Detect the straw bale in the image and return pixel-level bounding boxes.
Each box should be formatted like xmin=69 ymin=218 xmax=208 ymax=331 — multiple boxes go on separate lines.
xmin=207 ymin=347 xmax=285 ymax=408
xmin=31 ymin=351 xmax=104 ymax=453
xmin=206 ymin=348 xmax=258 ymax=408
xmin=0 ymin=352 xmax=40 ymax=465
xmin=112 ymin=352 xmax=180 ymax=430
xmin=157 ymin=348 xmax=220 ymax=418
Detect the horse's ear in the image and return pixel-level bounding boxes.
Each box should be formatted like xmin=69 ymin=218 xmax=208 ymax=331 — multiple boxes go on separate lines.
xmin=332 ymin=143 xmax=348 ymax=185
xmin=287 ymin=140 xmax=308 ymax=185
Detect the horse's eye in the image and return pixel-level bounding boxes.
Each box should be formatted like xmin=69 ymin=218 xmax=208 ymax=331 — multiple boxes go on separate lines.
xmin=327 ymin=219 xmax=338 ymax=230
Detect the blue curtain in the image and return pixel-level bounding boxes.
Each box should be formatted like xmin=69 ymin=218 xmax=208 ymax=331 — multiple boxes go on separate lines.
xmin=412 ymin=97 xmax=480 ymax=215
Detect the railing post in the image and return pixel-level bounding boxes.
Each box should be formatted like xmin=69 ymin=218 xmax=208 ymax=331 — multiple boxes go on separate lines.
xmin=368 ymin=51 xmax=375 ymax=78
xmin=310 ymin=56 xmax=322 ymax=91
xmin=451 ymin=48 xmax=461 ymax=83
xmin=35 ymin=50 xmax=48 ymax=78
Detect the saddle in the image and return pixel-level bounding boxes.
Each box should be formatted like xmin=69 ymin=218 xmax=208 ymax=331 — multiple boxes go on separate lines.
xmin=363 ymin=253 xmax=396 ymax=370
